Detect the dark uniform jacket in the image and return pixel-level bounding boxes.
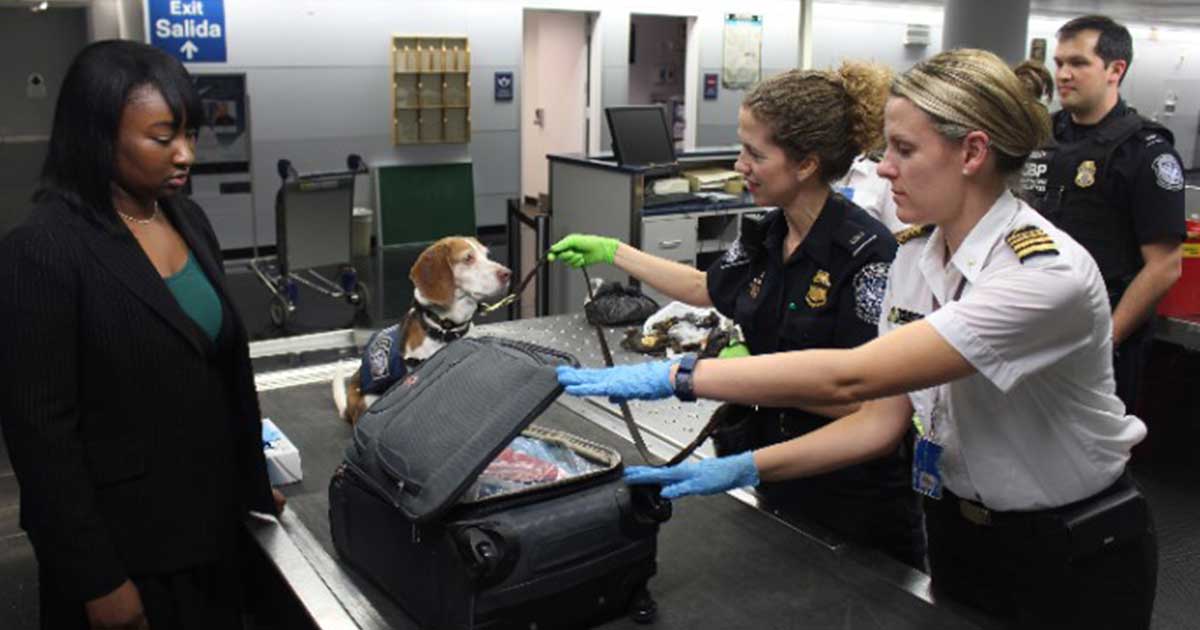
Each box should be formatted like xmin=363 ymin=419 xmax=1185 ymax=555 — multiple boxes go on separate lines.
xmin=706 ymin=193 xmax=907 ymax=498
xmin=1019 ymin=100 xmax=1186 ymax=307
xmin=0 ymin=194 xmax=275 ymax=603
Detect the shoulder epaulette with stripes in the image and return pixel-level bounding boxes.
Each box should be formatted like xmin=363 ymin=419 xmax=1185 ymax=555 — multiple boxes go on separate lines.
xmin=894 ymin=224 xmax=935 ymax=244
xmin=1005 ymin=225 xmax=1059 ymax=262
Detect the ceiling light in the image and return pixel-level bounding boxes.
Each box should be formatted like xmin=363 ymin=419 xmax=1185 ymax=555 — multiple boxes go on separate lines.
xmin=31 ymin=1 xmax=49 ymax=12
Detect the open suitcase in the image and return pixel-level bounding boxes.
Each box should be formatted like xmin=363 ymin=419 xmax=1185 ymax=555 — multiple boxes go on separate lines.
xmin=329 ymin=336 xmax=672 ymax=629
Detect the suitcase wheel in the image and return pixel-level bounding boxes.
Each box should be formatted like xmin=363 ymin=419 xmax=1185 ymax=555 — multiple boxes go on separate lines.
xmin=629 ymin=586 xmax=658 ymax=624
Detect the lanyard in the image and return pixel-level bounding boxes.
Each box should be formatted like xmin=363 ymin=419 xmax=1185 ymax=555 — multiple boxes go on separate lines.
xmin=924 ymin=274 xmax=968 ymax=441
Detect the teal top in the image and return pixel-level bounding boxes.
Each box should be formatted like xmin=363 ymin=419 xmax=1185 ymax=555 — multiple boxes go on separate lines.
xmin=164 ymin=252 xmax=223 ymax=341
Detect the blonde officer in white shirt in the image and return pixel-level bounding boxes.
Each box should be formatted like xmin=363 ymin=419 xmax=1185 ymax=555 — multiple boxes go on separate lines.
xmin=558 ymin=48 xmax=1157 ymax=629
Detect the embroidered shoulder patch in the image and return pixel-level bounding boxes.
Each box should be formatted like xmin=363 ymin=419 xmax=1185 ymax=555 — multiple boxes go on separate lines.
xmin=853 ymin=262 xmax=889 ymax=325
xmin=1005 ymin=225 xmax=1059 ymax=262
xmin=719 ymin=239 xmax=750 ymax=268
xmin=1152 ymin=153 xmax=1184 ymax=192
xmin=894 ymin=224 xmax=935 ymax=244
xmin=887 ymin=306 xmax=924 ymax=325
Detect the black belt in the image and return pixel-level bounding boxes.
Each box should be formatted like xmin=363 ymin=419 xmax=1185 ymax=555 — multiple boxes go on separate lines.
xmin=932 ymin=471 xmax=1138 ymax=530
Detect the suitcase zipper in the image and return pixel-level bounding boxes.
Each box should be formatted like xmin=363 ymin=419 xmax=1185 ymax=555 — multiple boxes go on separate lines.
xmin=338 ymin=461 xmax=404 ymax=509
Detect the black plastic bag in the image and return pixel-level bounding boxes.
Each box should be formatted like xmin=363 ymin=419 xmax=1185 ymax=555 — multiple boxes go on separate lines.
xmin=585 ymin=282 xmax=660 ymax=326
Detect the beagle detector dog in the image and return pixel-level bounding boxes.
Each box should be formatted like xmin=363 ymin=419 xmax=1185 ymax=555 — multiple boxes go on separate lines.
xmin=332 ymin=236 xmax=511 ymax=425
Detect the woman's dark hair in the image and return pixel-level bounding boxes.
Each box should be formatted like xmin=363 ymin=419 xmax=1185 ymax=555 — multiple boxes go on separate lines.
xmin=37 ymin=39 xmax=203 ymax=227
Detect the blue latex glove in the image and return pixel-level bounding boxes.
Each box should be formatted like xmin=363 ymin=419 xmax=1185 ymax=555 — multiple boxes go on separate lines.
xmin=623 ymin=452 xmax=760 ymax=499
xmin=556 ymin=361 xmax=675 ymax=403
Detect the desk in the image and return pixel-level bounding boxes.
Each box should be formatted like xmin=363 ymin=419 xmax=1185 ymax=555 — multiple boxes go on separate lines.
xmin=547 ymin=151 xmax=763 ymax=312
xmin=1156 ymin=315 xmax=1200 ymax=351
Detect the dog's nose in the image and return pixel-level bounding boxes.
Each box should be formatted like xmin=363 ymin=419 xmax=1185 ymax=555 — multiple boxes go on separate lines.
xmin=497 ymin=267 xmax=512 ymax=284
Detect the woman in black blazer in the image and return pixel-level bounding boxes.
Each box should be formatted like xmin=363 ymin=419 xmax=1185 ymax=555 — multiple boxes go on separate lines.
xmin=0 ymin=41 xmax=282 ymax=629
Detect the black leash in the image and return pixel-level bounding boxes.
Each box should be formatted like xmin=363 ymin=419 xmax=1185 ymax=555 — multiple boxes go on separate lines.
xmin=481 ymin=258 xmax=721 ymax=467
xmin=580 ymin=267 xmax=723 ymax=467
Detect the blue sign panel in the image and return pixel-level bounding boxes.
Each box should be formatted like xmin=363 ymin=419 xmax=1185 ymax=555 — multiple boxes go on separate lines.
xmin=148 ymin=0 xmax=226 ymax=63
xmin=494 ymin=71 xmax=514 ymax=102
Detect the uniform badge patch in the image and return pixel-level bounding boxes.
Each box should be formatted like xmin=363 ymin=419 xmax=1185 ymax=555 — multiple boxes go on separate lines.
xmin=1152 ymin=153 xmax=1184 ymax=191
xmin=1074 ymin=160 xmax=1096 ymax=188
xmin=887 ymin=306 xmax=923 ymax=325
xmin=853 ymin=262 xmax=889 ymax=325
xmin=894 ymin=224 xmax=935 ymax=244
xmin=720 ymin=239 xmax=750 ymax=268
xmin=1005 ymin=225 xmax=1059 ymax=262
xmin=748 ymin=271 xmax=765 ymax=299
xmin=805 ymin=270 xmax=831 ymax=309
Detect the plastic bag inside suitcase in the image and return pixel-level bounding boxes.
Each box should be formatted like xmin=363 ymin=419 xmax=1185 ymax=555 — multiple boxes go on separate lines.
xmin=330 ymin=336 xmax=672 ymax=629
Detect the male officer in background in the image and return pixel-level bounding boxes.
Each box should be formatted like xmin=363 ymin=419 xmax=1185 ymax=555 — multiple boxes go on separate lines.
xmin=1021 ymin=15 xmax=1185 ymax=411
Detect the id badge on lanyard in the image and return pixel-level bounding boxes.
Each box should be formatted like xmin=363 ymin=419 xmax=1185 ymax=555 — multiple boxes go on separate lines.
xmin=913 ymin=422 xmax=945 ymax=499
xmin=912 ymin=275 xmax=965 ymax=500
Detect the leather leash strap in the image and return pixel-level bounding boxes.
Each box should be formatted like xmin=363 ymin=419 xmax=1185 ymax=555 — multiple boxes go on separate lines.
xmin=481 ymin=258 xmax=722 ymax=466
xmin=581 ymin=267 xmax=722 ymax=467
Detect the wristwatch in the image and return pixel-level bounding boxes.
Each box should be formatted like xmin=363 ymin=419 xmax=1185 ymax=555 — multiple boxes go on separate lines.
xmin=673 ymin=354 xmax=699 ymax=402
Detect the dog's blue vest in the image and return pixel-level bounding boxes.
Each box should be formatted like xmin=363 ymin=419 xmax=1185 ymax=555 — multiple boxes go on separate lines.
xmin=359 ymin=324 xmax=407 ymax=395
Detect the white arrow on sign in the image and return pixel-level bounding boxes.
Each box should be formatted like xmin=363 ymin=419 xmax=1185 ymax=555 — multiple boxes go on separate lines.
xmin=180 ymin=40 xmax=199 ymax=60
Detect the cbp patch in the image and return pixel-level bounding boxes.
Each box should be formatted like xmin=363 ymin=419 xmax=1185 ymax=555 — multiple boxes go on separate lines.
xmin=1152 ymin=154 xmax=1184 ymax=192
xmin=853 ymin=262 xmax=889 ymax=325
xmin=720 ymin=239 xmax=750 ymax=268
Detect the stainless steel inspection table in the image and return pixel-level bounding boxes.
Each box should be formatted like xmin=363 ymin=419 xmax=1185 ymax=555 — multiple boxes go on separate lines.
xmin=246 ymin=315 xmax=994 ymax=630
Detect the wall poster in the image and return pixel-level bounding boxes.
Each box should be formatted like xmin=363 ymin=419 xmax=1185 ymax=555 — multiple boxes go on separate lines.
xmin=722 ymin=14 xmax=762 ymax=90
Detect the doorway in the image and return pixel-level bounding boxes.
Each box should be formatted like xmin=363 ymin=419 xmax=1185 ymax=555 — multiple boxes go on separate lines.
xmin=0 ymin=6 xmax=88 ymax=238
xmin=627 ymin=14 xmax=689 ymax=152
xmin=521 ymin=9 xmax=594 ymax=207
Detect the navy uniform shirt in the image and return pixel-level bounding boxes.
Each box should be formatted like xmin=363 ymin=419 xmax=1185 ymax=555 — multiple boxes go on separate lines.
xmin=707 ymin=192 xmax=897 ymax=359
xmin=1053 ymin=100 xmax=1186 ymax=262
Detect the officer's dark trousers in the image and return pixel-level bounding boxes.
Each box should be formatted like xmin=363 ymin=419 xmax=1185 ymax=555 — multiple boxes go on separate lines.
xmin=1114 ymin=323 xmax=1154 ymax=413
xmin=925 ymin=473 xmax=1157 ymax=629
xmin=38 ymin=558 xmax=244 ymax=630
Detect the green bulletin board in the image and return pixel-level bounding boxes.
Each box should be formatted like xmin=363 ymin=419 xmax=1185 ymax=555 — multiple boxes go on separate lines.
xmin=376 ymin=162 xmax=476 ymax=246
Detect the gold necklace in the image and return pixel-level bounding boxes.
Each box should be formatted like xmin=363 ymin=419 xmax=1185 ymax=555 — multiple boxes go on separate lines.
xmin=118 ymin=202 xmax=159 ymax=225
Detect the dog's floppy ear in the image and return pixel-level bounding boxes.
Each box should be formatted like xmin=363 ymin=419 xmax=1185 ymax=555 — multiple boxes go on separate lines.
xmin=410 ymin=240 xmax=455 ymax=306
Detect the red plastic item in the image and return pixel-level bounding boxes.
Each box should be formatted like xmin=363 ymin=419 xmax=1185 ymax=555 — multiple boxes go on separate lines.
xmin=1157 ymin=220 xmax=1200 ymax=317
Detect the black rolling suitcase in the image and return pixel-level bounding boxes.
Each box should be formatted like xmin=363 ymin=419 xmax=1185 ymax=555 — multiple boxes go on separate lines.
xmin=329 ymin=336 xmax=672 ymax=629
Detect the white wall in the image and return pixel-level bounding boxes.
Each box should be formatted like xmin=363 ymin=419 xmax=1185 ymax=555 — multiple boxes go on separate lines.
xmin=1028 ymin=16 xmax=1200 ymax=168
xmin=808 ymin=1 xmax=1200 ymax=168
xmin=159 ymin=0 xmax=800 ymax=238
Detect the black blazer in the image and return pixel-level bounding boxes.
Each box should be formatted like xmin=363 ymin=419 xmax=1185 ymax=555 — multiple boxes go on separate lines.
xmin=0 ymin=194 xmax=274 ymax=603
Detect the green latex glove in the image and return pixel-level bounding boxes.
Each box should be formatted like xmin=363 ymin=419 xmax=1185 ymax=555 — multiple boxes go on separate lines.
xmin=718 ymin=342 xmax=750 ymax=359
xmin=547 ymin=234 xmax=620 ymax=268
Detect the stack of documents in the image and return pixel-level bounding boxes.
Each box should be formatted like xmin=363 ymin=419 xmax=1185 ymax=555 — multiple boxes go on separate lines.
xmin=682 ymin=168 xmax=741 ymax=191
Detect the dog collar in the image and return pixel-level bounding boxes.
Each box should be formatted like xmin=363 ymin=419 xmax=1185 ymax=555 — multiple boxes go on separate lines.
xmin=412 ymin=301 xmax=472 ymax=343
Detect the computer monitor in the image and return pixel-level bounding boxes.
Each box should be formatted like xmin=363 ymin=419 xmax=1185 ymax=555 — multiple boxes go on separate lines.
xmin=605 ymin=105 xmax=677 ymax=167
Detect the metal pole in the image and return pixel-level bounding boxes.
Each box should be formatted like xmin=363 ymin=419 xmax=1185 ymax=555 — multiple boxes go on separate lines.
xmin=506 ymin=198 xmax=522 ymax=321
xmin=536 ymin=213 xmax=550 ymax=317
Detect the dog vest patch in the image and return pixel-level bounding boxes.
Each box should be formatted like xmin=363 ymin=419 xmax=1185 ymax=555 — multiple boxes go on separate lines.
xmin=360 ymin=323 xmax=407 ymax=394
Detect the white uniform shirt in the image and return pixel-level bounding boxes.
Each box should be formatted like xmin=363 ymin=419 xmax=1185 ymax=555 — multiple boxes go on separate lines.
xmin=878 ymin=191 xmax=1146 ymax=511
xmin=834 ymin=156 xmax=910 ymax=232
